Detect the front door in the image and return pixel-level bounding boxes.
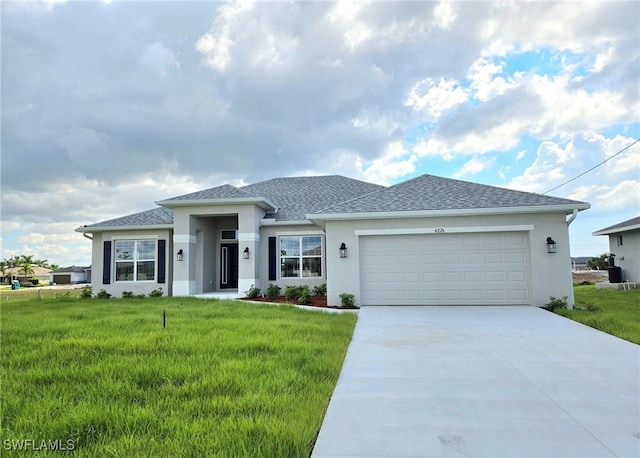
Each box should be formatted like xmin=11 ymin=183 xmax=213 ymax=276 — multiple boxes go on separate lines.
xmin=220 ymin=243 xmax=238 ymax=289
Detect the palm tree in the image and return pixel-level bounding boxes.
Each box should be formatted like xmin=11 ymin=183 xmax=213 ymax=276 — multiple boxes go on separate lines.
xmin=18 ymin=255 xmax=35 ymax=281
xmin=0 ymin=260 xmax=7 ymax=283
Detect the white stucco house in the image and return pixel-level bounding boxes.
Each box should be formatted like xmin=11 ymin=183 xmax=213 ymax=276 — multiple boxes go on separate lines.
xmin=50 ymin=266 xmax=90 ymax=285
xmin=77 ymin=174 xmax=590 ymax=307
xmin=593 ymin=216 xmax=640 ymax=283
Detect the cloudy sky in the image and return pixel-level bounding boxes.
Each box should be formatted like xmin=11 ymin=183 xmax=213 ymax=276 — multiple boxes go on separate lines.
xmin=2 ymin=0 xmax=639 ymax=267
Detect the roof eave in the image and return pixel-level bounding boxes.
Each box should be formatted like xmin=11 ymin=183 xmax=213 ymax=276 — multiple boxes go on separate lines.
xmin=76 ymin=224 xmax=174 ymax=234
xmin=593 ymin=223 xmax=640 ymax=236
xmin=307 ymin=204 xmax=591 ymax=223
xmin=156 ymin=197 xmax=278 ymax=212
xmin=260 ymin=219 xmax=316 ymax=227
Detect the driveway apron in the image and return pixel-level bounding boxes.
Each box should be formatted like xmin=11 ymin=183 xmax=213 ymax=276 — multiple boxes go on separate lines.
xmin=312 ymin=306 xmax=640 ymax=458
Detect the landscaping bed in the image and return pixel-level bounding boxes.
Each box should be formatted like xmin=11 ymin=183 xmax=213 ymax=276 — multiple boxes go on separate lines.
xmin=242 ymin=295 xmax=359 ymax=310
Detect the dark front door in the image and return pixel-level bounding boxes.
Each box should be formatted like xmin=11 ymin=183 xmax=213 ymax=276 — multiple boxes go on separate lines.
xmin=220 ymin=243 xmax=238 ymax=289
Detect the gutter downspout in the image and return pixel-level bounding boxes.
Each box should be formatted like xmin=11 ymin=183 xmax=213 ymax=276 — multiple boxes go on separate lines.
xmin=566 ymin=209 xmax=578 ymax=226
xmin=82 ymin=231 xmax=93 ymax=241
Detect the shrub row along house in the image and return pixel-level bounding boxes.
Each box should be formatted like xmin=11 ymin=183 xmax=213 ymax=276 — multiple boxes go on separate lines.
xmin=77 ymin=174 xmax=590 ymax=307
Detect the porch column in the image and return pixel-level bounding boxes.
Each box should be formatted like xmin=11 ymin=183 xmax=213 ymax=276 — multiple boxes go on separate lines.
xmin=172 ymin=234 xmax=196 ymax=295
xmin=237 ymin=206 xmax=262 ymax=295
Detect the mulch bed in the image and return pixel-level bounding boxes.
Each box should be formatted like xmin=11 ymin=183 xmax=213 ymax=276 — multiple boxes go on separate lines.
xmin=240 ymin=295 xmax=359 ymax=310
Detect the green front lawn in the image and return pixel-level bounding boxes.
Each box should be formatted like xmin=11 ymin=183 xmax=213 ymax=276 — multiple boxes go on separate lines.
xmin=554 ymin=285 xmax=640 ymax=344
xmin=1 ymin=297 xmax=357 ymax=457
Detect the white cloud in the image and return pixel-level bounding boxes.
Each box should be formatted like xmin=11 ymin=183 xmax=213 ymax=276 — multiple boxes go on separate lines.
xmin=327 ymin=0 xmax=372 ymax=51
xmin=195 ymin=0 xmax=255 ymax=71
xmin=363 ymin=142 xmax=417 ymax=185
xmin=433 ymin=1 xmax=457 ymax=30
xmin=406 ymin=77 xmax=467 ymax=118
xmin=507 ymin=133 xmax=640 ymax=199
xmin=453 ymin=156 xmax=497 ymax=178
xmin=468 ymin=57 xmax=521 ymax=102
xmin=415 ymin=118 xmax=525 ymax=157
xmin=570 ymin=181 xmax=640 ymax=211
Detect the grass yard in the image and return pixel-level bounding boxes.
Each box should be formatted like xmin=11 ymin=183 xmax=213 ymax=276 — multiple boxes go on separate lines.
xmin=554 ymin=285 xmax=640 ymax=344
xmin=1 ymin=297 xmax=357 ymax=457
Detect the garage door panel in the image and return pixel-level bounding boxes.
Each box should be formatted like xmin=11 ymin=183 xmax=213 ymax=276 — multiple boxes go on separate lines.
xmin=486 ymin=271 xmax=505 ymax=282
xmin=507 ymin=252 xmax=525 ymax=263
xmin=360 ymin=233 xmax=530 ymax=306
xmin=487 ymin=290 xmax=506 ymax=301
xmin=463 ymin=253 xmax=483 ymax=265
xmin=484 ymin=253 xmax=504 ymax=264
xmin=402 ymin=254 xmax=420 ymax=265
xmin=443 ymin=272 xmax=462 ymax=282
xmin=464 ymin=290 xmax=484 ymax=301
xmin=423 ymin=272 xmax=441 ymax=282
xmin=421 ymin=254 xmax=440 ymax=264
xmin=508 ymin=290 xmax=528 ymax=301
xmin=464 ymin=271 xmax=483 ymax=282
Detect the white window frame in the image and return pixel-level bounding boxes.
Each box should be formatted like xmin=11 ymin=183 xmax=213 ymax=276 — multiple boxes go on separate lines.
xmin=114 ymin=239 xmax=157 ymax=282
xmin=279 ymin=235 xmax=324 ymax=279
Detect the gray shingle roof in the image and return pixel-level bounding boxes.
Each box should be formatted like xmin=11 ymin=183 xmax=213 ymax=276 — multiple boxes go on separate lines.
xmin=241 ymin=175 xmax=386 ymax=220
xmin=161 ymin=184 xmax=256 ymax=201
xmin=83 ymin=207 xmax=173 ymax=229
xmin=52 ymin=266 xmax=90 ymax=273
xmin=313 ymin=174 xmax=588 ymax=214
xmin=594 ymin=216 xmax=640 ymax=234
xmin=82 ymin=174 xmax=590 ymax=230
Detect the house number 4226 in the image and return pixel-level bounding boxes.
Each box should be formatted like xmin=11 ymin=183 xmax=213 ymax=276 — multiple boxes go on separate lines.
xmin=434 ymin=228 xmax=445 ymax=233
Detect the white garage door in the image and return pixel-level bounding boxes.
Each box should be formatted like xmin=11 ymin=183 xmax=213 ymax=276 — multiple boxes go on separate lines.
xmin=360 ymin=232 xmax=530 ymax=305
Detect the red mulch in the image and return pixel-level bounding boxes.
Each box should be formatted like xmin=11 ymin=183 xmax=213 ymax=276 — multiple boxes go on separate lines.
xmin=240 ymin=295 xmax=358 ymax=310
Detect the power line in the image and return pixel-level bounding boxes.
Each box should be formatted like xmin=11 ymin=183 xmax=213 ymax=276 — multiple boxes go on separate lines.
xmin=543 ymin=138 xmax=640 ymax=195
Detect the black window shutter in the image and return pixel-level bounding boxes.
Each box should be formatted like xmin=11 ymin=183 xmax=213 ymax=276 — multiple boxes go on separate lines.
xmin=157 ymin=240 xmax=166 ymax=284
xmin=103 ymin=241 xmax=111 ymax=284
xmin=268 ymin=237 xmax=277 ymax=281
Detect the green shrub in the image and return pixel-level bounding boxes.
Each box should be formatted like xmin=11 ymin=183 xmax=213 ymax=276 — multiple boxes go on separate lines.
xmin=80 ymin=286 xmax=92 ymax=299
xmin=298 ymin=286 xmax=311 ymax=305
xmin=285 ymin=285 xmax=303 ymax=301
xmin=266 ymin=283 xmax=281 ymax=299
xmin=96 ymin=289 xmax=112 ymax=299
xmin=339 ymin=293 xmax=355 ymax=308
xmin=245 ymin=284 xmax=261 ymax=299
xmin=543 ymin=296 xmax=569 ymax=311
xmin=149 ymin=288 xmax=163 ymax=298
xmin=30 ymin=279 xmax=39 ymax=286
xmin=122 ymin=291 xmax=134 ymax=299
xmin=312 ymin=283 xmax=327 ymax=296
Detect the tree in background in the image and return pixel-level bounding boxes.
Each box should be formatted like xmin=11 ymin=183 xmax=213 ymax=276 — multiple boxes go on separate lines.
xmin=587 ymin=254 xmax=608 ymax=270
xmin=18 ymin=255 xmax=35 ymax=280
xmin=1 ymin=255 xmax=59 ymax=282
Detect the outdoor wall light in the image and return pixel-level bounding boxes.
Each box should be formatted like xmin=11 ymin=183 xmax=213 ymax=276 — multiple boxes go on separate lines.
xmin=546 ymin=237 xmax=557 ymax=254
xmin=177 ymin=249 xmax=184 ymax=262
xmin=339 ymin=242 xmax=348 ymax=258
xmin=243 ymin=247 xmax=250 ymax=259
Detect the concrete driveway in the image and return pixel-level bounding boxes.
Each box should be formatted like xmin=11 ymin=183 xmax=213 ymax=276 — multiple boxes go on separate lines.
xmin=312 ymin=306 xmax=640 ymax=458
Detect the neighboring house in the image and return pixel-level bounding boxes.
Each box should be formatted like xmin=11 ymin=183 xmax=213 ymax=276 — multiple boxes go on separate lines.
xmin=50 ymin=266 xmax=91 ymax=285
xmin=593 ymin=216 xmax=640 ymax=282
xmin=571 ymin=256 xmax=593 ymax=271
xmin=77 ymin=174 xmax=590 ymax=307
xmin=3 ymin=266 xmax=52 ymax=283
